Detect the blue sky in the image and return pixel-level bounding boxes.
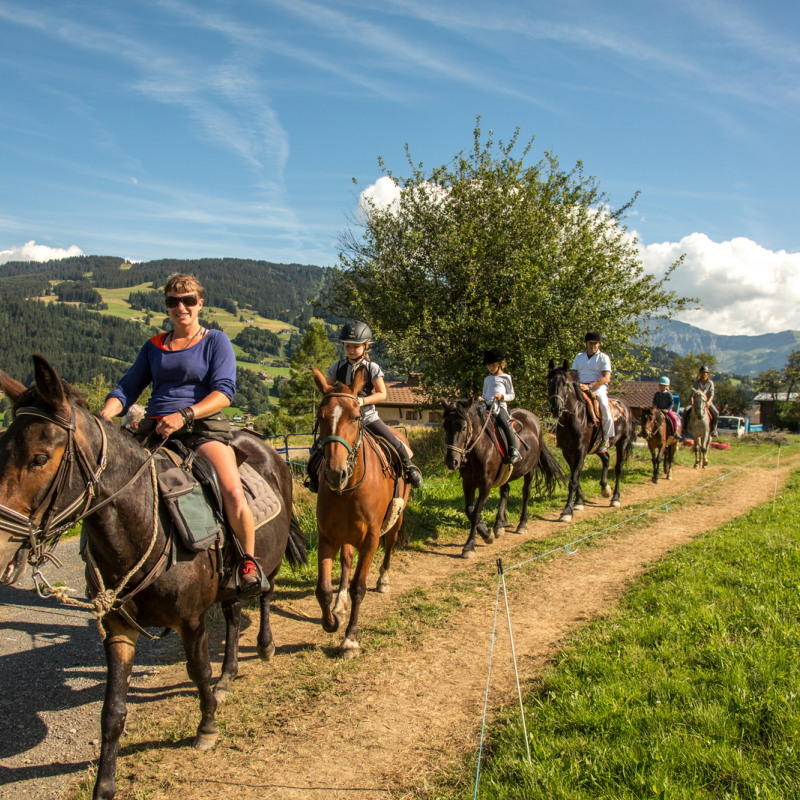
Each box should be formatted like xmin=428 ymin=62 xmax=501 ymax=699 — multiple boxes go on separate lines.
xmin=1 ymin=0 xmax=799 ymax=335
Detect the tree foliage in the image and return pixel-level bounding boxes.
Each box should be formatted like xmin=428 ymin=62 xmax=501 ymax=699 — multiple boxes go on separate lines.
xmin=279 ymin=322 xmax=337 ymax=416
xmin=321 ymin=122 xmax=691 ymax=408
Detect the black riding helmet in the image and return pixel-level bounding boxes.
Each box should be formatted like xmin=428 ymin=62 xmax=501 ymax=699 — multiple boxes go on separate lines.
xmin=482 ymin=348 xmax=506 ymax=365
xmin=339 ymin=320 xmax=373 ymax=344
xmin=585 ymin=331 xmax=601 ymax=343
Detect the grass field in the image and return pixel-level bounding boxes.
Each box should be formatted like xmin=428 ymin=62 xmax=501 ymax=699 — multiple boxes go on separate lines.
xmin=440 ymin=457 xmax=800 ymax=799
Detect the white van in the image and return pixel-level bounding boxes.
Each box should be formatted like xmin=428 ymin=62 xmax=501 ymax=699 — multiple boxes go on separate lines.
xmin=716 ymin=416 xmax=747 ymax=437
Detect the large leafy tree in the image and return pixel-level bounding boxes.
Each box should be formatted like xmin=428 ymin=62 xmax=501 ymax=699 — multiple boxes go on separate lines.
xmin=321 ymin=122 xmax=691 ymax=409
xmin=280 ymin=322 xmax=337 ymax=416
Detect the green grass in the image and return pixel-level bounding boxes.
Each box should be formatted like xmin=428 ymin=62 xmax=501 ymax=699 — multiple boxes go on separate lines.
xmin=439 ymin=471 xmax=800 ymax=799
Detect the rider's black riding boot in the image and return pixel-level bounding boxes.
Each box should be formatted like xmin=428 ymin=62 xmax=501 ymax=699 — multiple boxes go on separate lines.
xmin=399 ymin=450 xmax=424 ymax=488
xmin=496 ymin=411 xmax=521 ymax=464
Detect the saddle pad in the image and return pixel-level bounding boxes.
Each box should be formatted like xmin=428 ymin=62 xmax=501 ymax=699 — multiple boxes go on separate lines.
xmin=609 ymin=399 xmax=627 ymax=423
xmin=238 ymin=462 xmax=282 ymax=530
xmin=491 ymin=462 xmax=514 ymax=490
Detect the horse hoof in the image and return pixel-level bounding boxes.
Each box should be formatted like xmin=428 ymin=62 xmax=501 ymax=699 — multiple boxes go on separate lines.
xmin=322 ymin=613 xmax=341 ymax=634
xmin=339 ymin=638 xmax=360 ymax=659
xmin=376 ymin=579 xmax=390 ymax=594
xmin=493 ymin=528 xmax=504 ymax=538
xmin=666 ymin=475 xmax=672 ymax=480
xmin=515 ymin=526 xmax=527 ymax=535
xmin=481 ymin=532 xmax=495 ymax=544
xmin=213 ymin=688 xmax=229 ymax=703
xmin=193 ymin=732 xmax=219 ymax=751
xmin=258 ymin=642 xmax=275 ymax=661
xmin=559 ymin=514 xmax=572 ymax=523
xmin=611 ymin=500 xmax=621 ymax=508
xmin=573 ymin=504 xmax=584 ymax=512
xmin=694 ymin=464 xmax=699 ymax=469
xmin=461 ymin=549 xmax=476 ymax=559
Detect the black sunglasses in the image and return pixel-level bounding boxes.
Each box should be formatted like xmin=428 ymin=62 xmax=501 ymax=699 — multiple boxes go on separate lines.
xmin=165 ymin=294 xmax=199 ymax=308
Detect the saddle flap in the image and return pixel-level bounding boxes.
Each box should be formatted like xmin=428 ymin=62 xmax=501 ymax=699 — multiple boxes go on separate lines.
xmin=581 ymin=388 xmax=601 ymax=423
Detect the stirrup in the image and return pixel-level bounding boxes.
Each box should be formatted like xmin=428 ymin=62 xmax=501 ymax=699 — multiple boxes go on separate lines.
xmin=507 ymin=449 xmax=521 ymax=464
xmin=235 ymin=556 xmax=268 ymax=599
xmin=597 ymin=440 xmax=609 ymax=453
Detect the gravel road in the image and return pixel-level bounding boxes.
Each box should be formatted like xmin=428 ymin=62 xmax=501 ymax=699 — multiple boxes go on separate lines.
xmin=0 ymin=538 xmax=185 ymax=799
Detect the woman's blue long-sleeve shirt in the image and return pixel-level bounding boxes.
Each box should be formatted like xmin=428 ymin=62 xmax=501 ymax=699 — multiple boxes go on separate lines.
xmin=106 ymin=329 xmax=237 ymax=417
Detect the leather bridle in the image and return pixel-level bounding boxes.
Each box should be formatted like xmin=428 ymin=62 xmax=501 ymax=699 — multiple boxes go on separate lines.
xmin=0 ymin=401 xmax=164 ymax=583
xmin=444 ymin=400 xmax=495 ymax=459
xmin=316 ymin=392 xmax=365 ymax=493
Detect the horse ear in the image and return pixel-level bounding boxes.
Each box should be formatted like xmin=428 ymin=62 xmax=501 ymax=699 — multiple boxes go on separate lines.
xmin=312 ymin=367 xmax=332 ymax=394
xmin=562 ymin=359 xmax=569 ymax=372
xmin=350 ymin=363 xmax=366 ymax=396
xmin=548 ymin=359 xmax=555 ymax=372
xmin=0 ymin=370 xmax=26 ymax=403
xmin=32 ymin=354 xmax=67 ymax=412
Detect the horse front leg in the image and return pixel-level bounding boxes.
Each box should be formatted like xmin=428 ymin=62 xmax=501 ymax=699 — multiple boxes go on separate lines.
xmin=664 ymin=443 xmax=675 ymax=480
xmin=332 ymin=544 xmax=353 ymax=616
xmin=462 ymin=483 xmax=493 ymax=558
xmin=515 ymin=471 xmax=533 ymax=535
xmin=214 ymin=598 xmax=241 ymax=701
xmin=652 ymin=445 xmax=662 ymax=484
xmin=93 ymin=627 xmax=139 ymax=800
xmin=179 ymin=613 xmax=219 ymax=751
xmin=494 ymin=483 xmax=510 ymax=538
xmin=315 ymin=537 xmax=340 ymax=633
xmin=560 ymin=453 xmax=584 ymax=522
xmin=598 ymin=451 xmax=612 ymax=500
xmin=340 ymin=535 xmax=381 ymax=659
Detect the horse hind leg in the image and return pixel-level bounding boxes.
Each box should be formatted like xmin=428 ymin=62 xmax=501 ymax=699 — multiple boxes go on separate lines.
xmin=179 ymin=614 xmax=219 ymax=751
xmin=599 ymin=451 xmax=612 ymax=500
xmin=257 ymin=571 xmax=278 ymax=661
xmin=214 ymin=598 xmax=241 ymax=701
xmin=515 ymin=471 xmax=533 ymax=535
xmin=377 ymin=524 xmax=400 ymax=594
xmin=494 ymin=483 xmax=510 ymax=537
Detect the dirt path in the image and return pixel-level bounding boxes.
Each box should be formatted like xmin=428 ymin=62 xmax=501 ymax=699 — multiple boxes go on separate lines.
xmin=2 ymin=449 xmax=795 ymax=799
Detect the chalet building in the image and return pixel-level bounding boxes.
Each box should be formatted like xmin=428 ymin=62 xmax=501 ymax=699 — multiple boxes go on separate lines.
xmin=374 ymin=374 xmax=439 ymax=427
xmin=754 ymin=393 xmax=796 ymax=430
xmin=615 ymin=381 xmax=662 ymax=422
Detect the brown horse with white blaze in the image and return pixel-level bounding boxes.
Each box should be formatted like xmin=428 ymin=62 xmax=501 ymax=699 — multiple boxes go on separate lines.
xmin=311 ymin=366 xmax=410 ymax=659
xmin=640 ymin=407 xmax=680 ymax=483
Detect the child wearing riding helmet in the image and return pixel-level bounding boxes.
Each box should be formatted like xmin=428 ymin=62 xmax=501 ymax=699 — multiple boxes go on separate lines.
xmin=324 ymin=321 xmax=423 ymax=488
xmin=653 ymin=377 xmax=680 ymax=438
xmin=478 ymin=348 xmax=521 ymax=464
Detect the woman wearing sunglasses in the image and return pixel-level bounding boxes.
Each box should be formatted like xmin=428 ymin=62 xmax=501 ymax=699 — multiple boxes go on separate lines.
xmin=100 ymin=273 xmax=259 ymax=587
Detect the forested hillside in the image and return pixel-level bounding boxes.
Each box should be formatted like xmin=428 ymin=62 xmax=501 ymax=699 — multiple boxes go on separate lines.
xmin=0 ymin=255 xmax=327 ymax=323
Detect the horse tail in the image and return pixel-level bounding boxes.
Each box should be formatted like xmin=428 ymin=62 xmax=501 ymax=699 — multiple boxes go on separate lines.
xmin=624 ymin=414 xmax=637 ymax=463
xmin=284 ymin=509 xmax=309 ymax=569
xmin=534 ymin=440 xmax=567 ymax=497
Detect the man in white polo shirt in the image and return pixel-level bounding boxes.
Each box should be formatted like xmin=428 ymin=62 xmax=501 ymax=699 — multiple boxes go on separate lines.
xmin=570 ymin=331 xmax=614 ymax=453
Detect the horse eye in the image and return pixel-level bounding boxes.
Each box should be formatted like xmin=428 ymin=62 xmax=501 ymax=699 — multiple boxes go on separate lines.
xmin=31 ymin=455 xmax=49 ymax=467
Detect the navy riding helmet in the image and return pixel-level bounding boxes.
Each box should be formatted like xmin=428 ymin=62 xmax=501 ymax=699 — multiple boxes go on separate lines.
xmin=482 ymin=348 xmax=506 ymax=365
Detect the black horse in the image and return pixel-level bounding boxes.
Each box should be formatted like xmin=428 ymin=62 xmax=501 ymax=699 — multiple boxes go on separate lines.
xmin=546 ymin=359 xmax=636 ymax=522
xmin=440 ymin=398 xmax=565 ymax=558
xmin=0 ymin=356 xmax=306 ymax=800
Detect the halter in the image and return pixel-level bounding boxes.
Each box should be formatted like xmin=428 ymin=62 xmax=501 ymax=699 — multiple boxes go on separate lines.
xmin=641 ymin=408 xmax=664 ymax=441
xmin=0 ymin=405 xmax=108 ymax=569
xmin=316 ymin=392 xmax=365 ymax=493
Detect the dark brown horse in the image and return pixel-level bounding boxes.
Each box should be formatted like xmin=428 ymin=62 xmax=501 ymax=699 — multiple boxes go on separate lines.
xmin=640 ymin=407 xmax=680 ymax=483
xmin=546 ymin=359 xmax=636 ymax=522
xmin=0 ymin=356 xmax=306 ymax=800
xmin=440 ymin=398 xmax=565 ymax=558
xmin=311 ymin=367 xmax=410 ymax=658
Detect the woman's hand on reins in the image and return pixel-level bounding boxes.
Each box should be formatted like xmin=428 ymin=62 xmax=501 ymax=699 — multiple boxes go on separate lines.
xmin=155 ymin=412 xmax=185 ymax=437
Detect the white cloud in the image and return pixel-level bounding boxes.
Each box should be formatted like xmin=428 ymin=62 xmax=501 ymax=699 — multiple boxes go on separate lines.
xmin=359 ymin=176 xmax=402 ymax=214
xmin=639 ymin=232 xmax=800 ymax=335
xmin=0 ymin=240 xmax=83 ymax=265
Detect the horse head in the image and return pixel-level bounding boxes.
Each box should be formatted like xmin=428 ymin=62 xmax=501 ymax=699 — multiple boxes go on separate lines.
xmin=546 ymin=359 xmax=572 ymax=418
xmin=0 ymin=355 xmax=89 ymax=585
xmin=440 ymin=396 xmax=482 ymax=470
xmin=640 ymin=406 xmax=658 ymax=440
xmin=312 ymin=366 xmax=365 ymax=493
xmin=691 ymin=389 xmax=708 ymax=417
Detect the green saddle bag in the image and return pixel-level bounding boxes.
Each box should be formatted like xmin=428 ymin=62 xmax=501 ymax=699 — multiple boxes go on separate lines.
xmin=157 ymin=462 xmax=221 ymax=552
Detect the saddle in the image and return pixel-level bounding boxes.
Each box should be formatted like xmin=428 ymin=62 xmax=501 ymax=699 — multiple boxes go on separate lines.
xmin=152 ymin=439 xmax=282 ymax=591
xmin=580 ymin=388 xmax=626 ymax=428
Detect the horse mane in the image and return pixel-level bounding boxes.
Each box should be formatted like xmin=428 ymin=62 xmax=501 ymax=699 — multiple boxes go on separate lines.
xmin=12 ymin=381 xmax=90 ymax=414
